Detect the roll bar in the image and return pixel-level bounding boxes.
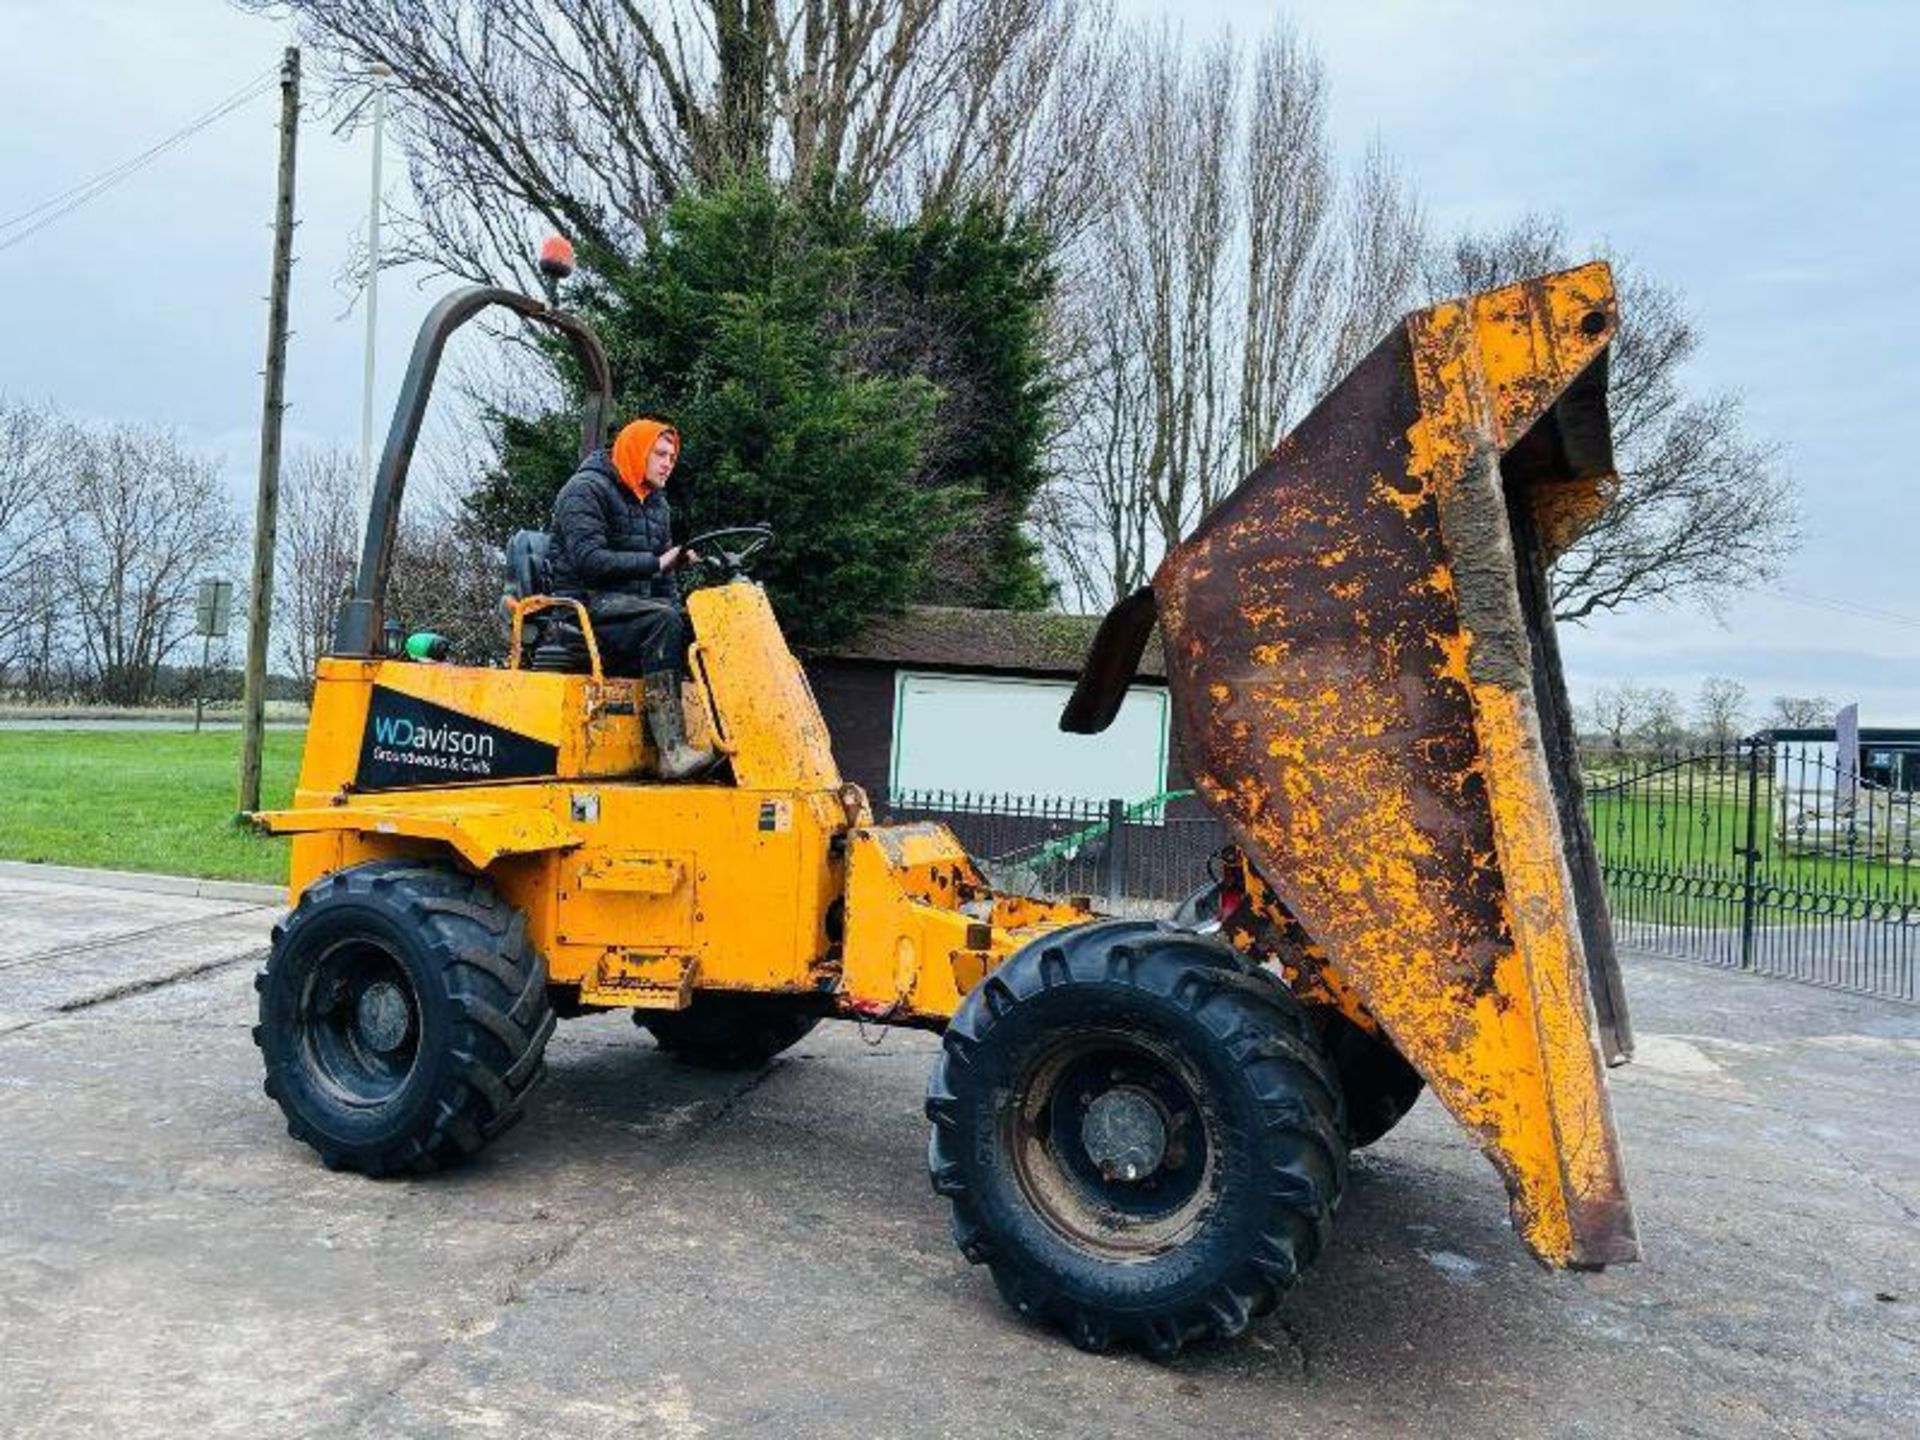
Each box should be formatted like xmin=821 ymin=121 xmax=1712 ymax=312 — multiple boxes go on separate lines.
xmin=332 ymin=286 xmax=614 ymax=657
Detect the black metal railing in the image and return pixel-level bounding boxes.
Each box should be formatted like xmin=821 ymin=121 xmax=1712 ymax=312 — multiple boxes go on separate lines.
xmin=881 ymin=789 xmax=1228 ymax=905
xmin=1585 ymin=738 xmax=1917 ymax=1002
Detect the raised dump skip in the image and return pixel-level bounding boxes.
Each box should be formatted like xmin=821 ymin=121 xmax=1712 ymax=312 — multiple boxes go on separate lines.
xmin=1066 ymin=263 xmax=1639 ymax=1269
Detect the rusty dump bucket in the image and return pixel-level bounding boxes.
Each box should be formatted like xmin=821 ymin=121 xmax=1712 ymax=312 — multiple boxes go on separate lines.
xmin=1065 ymin=263 xmax=1638 ymax=1268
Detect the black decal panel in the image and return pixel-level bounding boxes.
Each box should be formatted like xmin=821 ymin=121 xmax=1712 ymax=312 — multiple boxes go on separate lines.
xmin=355 ymin=685 xmax=559 ymax=791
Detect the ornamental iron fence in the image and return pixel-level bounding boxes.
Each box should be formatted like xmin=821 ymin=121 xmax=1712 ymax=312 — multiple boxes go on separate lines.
xmin=1583 ymin=738 xmax=1916 ymax=1001
xmin=880 ymin=789 xmax=1226 ymax=907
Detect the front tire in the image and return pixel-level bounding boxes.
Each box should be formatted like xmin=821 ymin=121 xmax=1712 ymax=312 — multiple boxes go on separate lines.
xmin=927 ymin=920 xmax=1348 ymax=1357
xmin=254 ymin=861 xmax=555 ymax=1175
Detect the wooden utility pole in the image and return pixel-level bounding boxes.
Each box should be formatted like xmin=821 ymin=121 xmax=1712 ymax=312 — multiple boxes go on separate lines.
xmin=239 ymin=47 xmax=300 ymax=814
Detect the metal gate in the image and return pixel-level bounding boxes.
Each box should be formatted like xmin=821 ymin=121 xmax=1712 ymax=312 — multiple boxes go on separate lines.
xmin=1585 ymin=739 xmax=1917 ymax=1002
xmin=885 ymin=745 xmax=1919 ymax=1004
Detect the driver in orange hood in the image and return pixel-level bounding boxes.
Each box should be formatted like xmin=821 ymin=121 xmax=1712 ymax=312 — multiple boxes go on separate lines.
xmin=546 ymin=417 xmax=714 ymax=779
xmin=610 ymin=417 xmax=679 ymax=501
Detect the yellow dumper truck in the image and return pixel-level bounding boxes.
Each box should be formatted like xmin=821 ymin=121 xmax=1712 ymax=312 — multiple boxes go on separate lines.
xmin=253 ymin=263 xmax=1636 ymax=1356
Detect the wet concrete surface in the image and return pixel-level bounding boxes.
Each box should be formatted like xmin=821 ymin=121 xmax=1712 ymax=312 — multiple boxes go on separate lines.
xmin=1 ymin=872 xmax=1916 ymax=1437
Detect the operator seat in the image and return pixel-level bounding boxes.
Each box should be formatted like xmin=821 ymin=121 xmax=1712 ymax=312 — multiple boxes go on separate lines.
xmin=503 ymin=529 xmax=590 ymax=673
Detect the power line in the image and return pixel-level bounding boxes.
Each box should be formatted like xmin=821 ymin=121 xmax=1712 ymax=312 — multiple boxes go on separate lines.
xmin=0 ymin=65 xmax=278 ymax=232
xmin=1768 ymin=587 xmax=1920 ymax=632
xmin=0 ymin=65 xmax=280 ymax=255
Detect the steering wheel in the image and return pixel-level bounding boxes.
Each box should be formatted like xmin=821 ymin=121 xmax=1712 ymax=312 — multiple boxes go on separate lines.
xmin=681 ymin=524 xmax=774 ymax=581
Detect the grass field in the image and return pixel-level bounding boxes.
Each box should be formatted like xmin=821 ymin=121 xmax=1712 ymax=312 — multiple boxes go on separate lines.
xmin=0 ymin=730 xmax=301 ymax=884
xmin=1587 ymin=789 xmax=1916 ymax=926
xmin=1588 ymin=791 xmax=1915 ymax=886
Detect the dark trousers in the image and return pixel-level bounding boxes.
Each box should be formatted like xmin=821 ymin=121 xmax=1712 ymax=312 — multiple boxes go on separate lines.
xmin=588 ymin=596 xmax=690 ymax=679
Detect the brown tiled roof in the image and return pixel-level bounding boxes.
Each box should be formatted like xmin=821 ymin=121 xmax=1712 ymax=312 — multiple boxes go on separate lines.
xmin=808 ymin=606 xmax=1166 ymax=679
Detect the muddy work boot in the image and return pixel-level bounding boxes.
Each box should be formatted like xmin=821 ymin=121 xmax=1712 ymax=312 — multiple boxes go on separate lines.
xmin=642 ymin=671 xmax=718 ymax=780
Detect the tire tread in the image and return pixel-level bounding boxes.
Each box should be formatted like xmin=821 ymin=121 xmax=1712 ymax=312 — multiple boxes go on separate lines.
xmin=925 ymin=918 xmax=1349 ymax=1358
xmin=254 ymin=860 xmax=553 ymax=1176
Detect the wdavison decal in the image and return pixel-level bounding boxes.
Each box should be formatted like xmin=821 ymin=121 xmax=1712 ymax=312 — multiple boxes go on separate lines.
xmin=355 ymin=686 xmax=558 ymax=790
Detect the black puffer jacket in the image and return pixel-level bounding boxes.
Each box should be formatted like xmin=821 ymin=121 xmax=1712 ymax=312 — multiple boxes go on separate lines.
xmin=547 ymin=449 xmax=676 ymax=604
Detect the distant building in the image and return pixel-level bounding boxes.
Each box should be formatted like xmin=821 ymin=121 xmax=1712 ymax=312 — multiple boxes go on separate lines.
xmin=1765 ymin=726 xmax=1920 ymax=795
xmin=801 ymin=606 xmax=1197 ymax=811
xmin=1762 ymin=725 xmax=1920 ymax=858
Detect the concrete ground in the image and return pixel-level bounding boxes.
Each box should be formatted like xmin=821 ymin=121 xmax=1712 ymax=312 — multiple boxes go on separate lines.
xmin=1 ymin=870 xmax=1915 ymax=1439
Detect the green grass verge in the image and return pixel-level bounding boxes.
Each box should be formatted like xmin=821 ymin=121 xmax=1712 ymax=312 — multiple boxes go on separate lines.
xmin=0 ymin=730 xmax=302 ymax=884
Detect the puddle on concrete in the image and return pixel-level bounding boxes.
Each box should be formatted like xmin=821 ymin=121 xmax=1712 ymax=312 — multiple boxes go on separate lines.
xmin=1420 ymin=1249 xmax=1485 ymax=1281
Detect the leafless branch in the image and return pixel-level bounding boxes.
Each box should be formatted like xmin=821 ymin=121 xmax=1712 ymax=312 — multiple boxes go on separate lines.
xmin=1034 ymin=21 xmax=1425 ymax=612
xmin=54 ymin=423 xmax=242 ymax=705
xmin=276 ymin=447 xmax=361 ymax=695
xmin=1426 ymin=214 xmax=1800 ymax=623
xmin=253 ymin=1 xmax=1117 ymax=286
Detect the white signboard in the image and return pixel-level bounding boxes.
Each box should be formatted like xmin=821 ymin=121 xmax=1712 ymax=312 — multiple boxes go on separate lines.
xmin=889 ymin=672 xmax=1171 ymax=808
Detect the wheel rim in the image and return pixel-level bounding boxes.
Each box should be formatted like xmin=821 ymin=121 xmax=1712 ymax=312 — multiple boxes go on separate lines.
xmin=297 ymin=938 xmax=422 ymax=1106
xmin=1004 ymin=1027 xmax=1219 ymax=1259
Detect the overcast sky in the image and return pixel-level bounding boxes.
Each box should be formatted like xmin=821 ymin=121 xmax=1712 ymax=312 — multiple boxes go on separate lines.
xmin=2 ymin=1 xmax=1914 ymax=725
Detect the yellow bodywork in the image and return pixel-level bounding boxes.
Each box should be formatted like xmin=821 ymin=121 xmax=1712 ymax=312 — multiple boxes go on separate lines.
xmin=840 ymin=824 xmax=1088 ymax=1017
xmin=258 ymin=583 xmax=1088 ymax=1023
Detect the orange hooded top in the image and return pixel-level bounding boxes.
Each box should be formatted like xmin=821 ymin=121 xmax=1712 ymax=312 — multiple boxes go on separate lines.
xmin=610 ymin=418 xmax=680 ymax=501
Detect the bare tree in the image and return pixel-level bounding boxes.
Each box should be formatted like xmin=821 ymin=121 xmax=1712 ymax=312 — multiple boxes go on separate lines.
xmin=1769 ymin=695 xmax=1836 ymax=730
xmin=1234 ymin=25 xmax=1334 ymax=477
xmin=0 ymin=399 xmax=57 ymax=585
xmin=1586 ymin=682 xmax=1652 ymax=751
xmin=1040 ymin=21 xmax=1425 ymax=610
xmin=1107 ymin=29 xmax=1240 ymax=558
xmin=57 ymin=424 xmax=241 ymax=705
xmin=1034 ymin=305 xmax=1156 ymax=605
xmin=1311 ymin=141 xmax=1425 ymax=402
xmin=1425 ymin=215 xmax=1799 ymax=624
xmin=253 ymin=0 xmax=1119 ymax=286
xmin=386 ymin=503 xmax=511 ymax=665
xmin=1694 ymin=676 xmax=1749 ymax=747
xmin=277 ymin=447 xmax=361 ymax=696
xmin=1636 ymin=685 xmax=1687 ymax=752
xmin=0 ymin=399 xmax=62 ymax=692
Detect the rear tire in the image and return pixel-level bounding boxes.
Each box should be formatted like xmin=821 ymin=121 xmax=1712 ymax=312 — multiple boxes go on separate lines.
xmin=254 ymin=861 xmax=554 ymax=1176
xmin=1170 ymin=880 xmax=1423 ymax=1147
xmin=927 ymin=919 xmax=1348 ymax=1358
xmin=638 ymin=993 xmax=820 ymax=1070
xmin=1319 ymin=1014 xmax=1424 ymax=1148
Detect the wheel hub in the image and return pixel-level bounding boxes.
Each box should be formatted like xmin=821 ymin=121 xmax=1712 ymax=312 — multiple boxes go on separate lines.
xmin=355 ymin=980 xmax=412 ymax=1054
xmin=1007 ymin=1028 xmax=1218 ymax=1259
xmin=1081 ymin=1084 xmax=1169 ymax=1182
